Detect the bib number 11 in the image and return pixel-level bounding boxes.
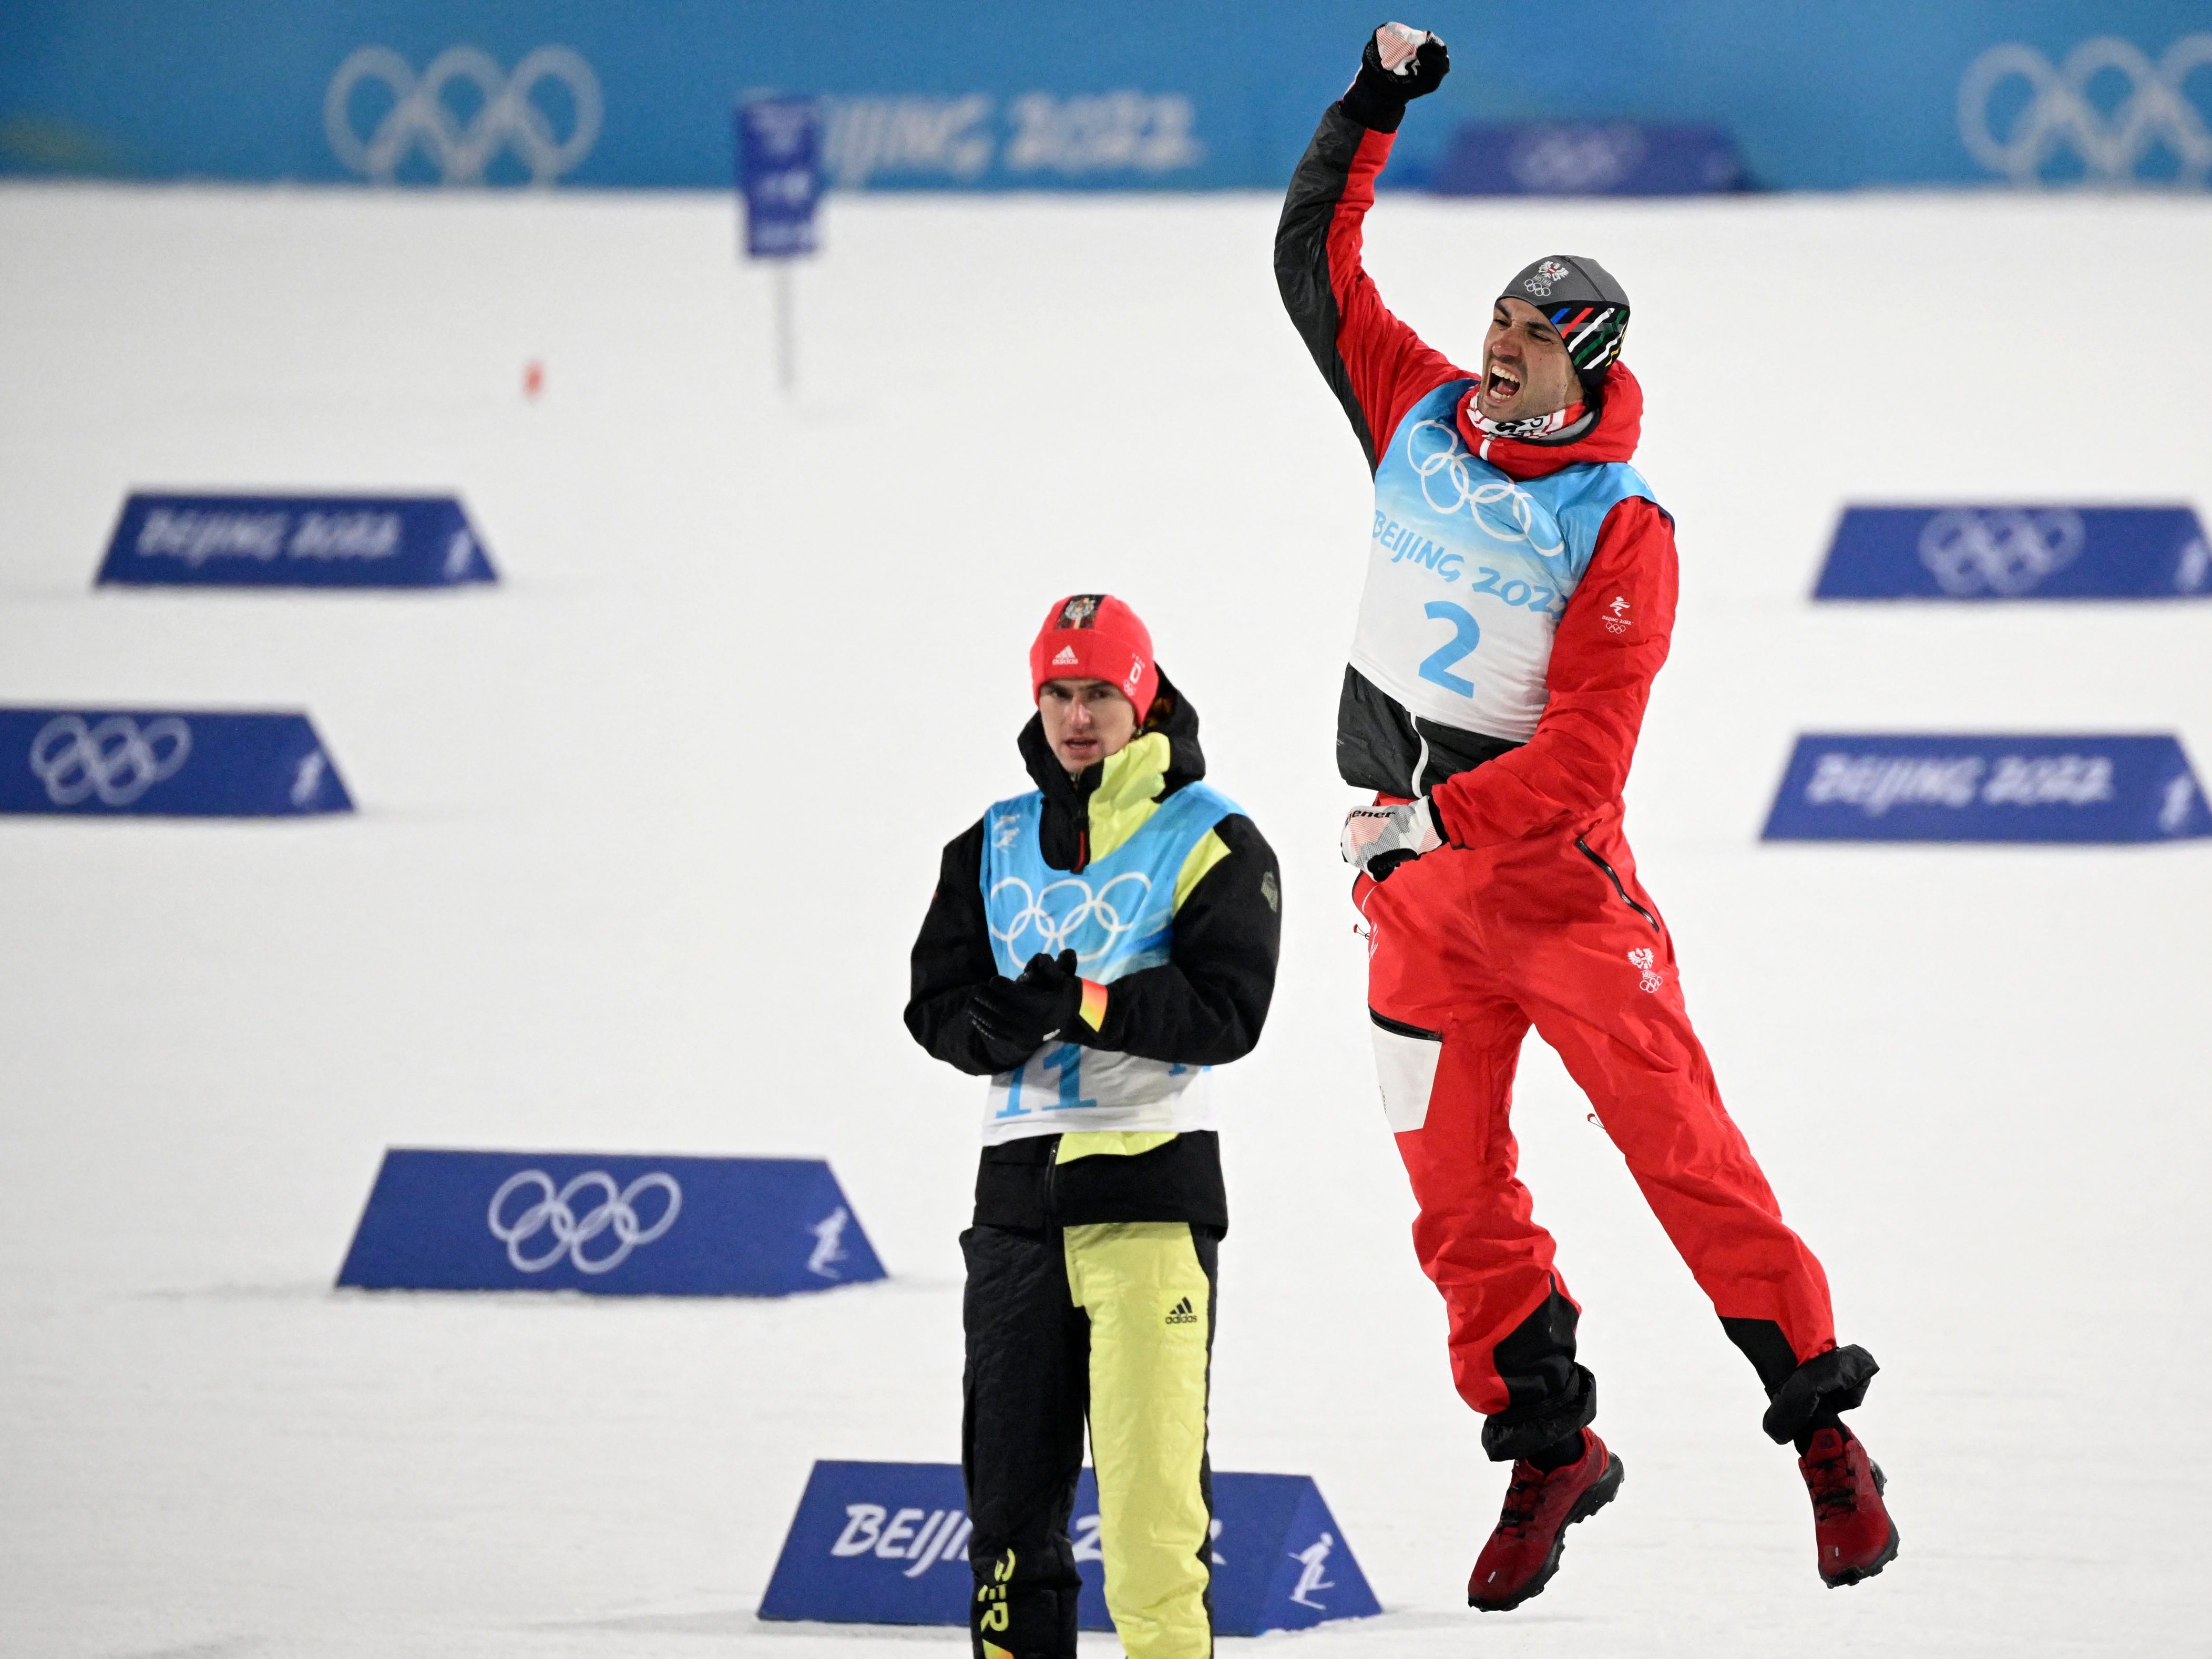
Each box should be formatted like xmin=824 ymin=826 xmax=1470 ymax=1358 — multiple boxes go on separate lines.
xmin=996 ymin=1043 xmax=1098 ymax=1120
xmin=1417 ymin=601 xmax=1481 ymax=697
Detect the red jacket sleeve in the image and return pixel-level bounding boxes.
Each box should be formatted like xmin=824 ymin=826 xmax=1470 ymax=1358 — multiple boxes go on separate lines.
xmin=1429 ymin=497 xmax=1678 ymax=848
xmin=1276 ymin=104 xmax=1466 ymax=473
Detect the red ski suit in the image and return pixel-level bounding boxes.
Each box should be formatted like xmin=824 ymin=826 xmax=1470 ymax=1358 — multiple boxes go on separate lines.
xmin=1279 ymin=107 xmax=1857 ymax=1457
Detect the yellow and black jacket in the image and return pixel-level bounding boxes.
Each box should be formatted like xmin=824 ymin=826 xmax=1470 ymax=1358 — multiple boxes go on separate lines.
xmin=904 ymin=674 xmax=1281 ymax=1232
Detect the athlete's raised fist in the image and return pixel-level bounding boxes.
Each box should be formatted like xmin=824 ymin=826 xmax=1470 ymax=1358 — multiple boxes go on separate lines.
xmin=1373 ymin=22 xmax=1436 ymax=75
xmin=1342 ymin=22 xmax=1450 ymax=132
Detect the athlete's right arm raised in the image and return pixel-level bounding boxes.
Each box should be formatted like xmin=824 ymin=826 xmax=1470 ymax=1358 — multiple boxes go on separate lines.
xmin=1274 ymin=26 xmax=1462 ymax=474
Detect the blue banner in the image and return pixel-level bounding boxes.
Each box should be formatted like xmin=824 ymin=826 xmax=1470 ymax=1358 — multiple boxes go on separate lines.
xmin=757 ymin=1461 xmax=1378 ymax=1637
xmin=0 ymin=707 xmax=352 ymax=817
xmin=336 ymin=1149 xmax=886 ymax=1296
xmin=1431 ymin=122 xmax=1747 ymax=196
xmin=1763 ymin=734 xmax=2212 ymax=844
xmin=2 ymin=4 xmax=2205 ymax=192
xmin=1814 ymin=506 xmax=2211 ymax=600
xmin=739 ymin=97 xmax=822 ymax=259
xmin=97 ymin=492 xmax=496 ymax=589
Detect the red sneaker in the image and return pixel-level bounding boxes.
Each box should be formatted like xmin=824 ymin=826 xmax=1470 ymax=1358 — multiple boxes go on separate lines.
xmin=1467 ymin=1430 xmax=1624 ymax=1611
xmin=1799 ymin=1427 xmax=1899 ymax=1587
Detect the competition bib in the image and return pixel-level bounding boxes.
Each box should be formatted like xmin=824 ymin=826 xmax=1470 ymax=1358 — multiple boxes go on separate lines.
xmin=1350 ymin=380 xmax=1655 ymax=759
xmin=977 ymin=779 xmax=1236 ymax=1143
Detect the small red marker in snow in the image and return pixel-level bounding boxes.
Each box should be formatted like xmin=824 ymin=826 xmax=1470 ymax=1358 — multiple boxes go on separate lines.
xmin=523 ymin=360 xmax=544 ymax=399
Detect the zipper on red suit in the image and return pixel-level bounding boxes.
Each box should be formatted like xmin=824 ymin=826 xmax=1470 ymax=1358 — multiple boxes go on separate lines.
xmin=1575 ymin=836 xmax=1660 ymax=933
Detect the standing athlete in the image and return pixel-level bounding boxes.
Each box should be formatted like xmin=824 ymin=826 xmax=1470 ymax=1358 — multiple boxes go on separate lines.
xmin=1274 ymin=24 xmax=1898 ymax=1609
xmin=906 ymin=595 xmax=1282 ymax=1659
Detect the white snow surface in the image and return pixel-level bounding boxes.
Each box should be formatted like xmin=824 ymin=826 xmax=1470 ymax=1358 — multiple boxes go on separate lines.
xmin=2 ymin=181 xmax=2209 ymax=1657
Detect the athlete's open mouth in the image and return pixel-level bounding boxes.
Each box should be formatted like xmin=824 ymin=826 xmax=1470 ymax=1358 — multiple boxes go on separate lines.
xmin=1485 ymin=364 xmax=1522 ymax=401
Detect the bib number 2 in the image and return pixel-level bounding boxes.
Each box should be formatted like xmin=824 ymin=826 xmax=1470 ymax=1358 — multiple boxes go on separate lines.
xmin=1416 ymin=601 xmax=1481 ymax=697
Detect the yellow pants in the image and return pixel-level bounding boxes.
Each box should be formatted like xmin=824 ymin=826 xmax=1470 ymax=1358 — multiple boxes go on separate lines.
xmin=961 ymin=1218 xmax=1217 ymax=1659
xmin=1065 ymin=1222 xmax=1215 ymax=1659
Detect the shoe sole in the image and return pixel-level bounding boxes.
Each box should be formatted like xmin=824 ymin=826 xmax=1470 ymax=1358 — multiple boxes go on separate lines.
xmin=1820 ymin=1459 xmax=1900 ymax=1588
xmin=1469 ymin=1451 xmax=1625 ymax=1612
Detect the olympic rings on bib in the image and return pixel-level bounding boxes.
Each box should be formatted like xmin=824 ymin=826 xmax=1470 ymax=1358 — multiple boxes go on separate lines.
xmin=988 ymin=872 xmax=1154 ymax=965
xmin=1406 ymin=421 xmax=1566 ymax=559
xmin=486 ymin=1169 xmax=682 ymax=1275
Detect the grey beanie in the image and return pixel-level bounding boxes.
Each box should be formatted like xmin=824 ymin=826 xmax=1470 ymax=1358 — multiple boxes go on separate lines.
xmin=1501 ymin=255 xmax=1631 ymax=385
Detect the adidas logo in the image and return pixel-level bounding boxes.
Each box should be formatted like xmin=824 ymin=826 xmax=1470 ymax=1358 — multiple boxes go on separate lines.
xmin=1052 ymin=646 xmax=1079 ymax=665
xmin=1164 ymin=1296 xmax=1199 ymax=1326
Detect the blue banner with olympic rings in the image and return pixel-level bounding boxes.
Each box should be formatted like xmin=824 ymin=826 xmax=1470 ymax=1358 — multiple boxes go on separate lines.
xmin=1814 ymin=505 xmax=2211 ymax=600
xmin=0 ymin=706 xmax=353 ymax=817
xmin=336 ymin=1149 xmax=887 ymax=1296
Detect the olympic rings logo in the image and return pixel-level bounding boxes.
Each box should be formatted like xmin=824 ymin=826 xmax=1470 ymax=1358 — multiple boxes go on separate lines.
xmin=1916 ymin=508 xmax=2085 ymax=597
xmin=487 ymin=1169 xmax=682 ymax=1275
xmin=325 ymin=46 xmax=603 ymax=186
xmin=989 ymin=872 xmax=1153 ymax=964
xmin=1960 ymin=36 xmax=2212 ymax=186
xmin=1509 ymin=129 xmax=1646 ymax=195
xmin=29 ymin=714 xmax=191 ymax=807
xmin=1405 ymin=422 xmax=1566 ymax=559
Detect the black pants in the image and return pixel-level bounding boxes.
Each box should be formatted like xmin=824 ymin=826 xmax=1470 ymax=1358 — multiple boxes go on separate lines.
xmin=961 ymin=1222 xmax=1220 ymax=1659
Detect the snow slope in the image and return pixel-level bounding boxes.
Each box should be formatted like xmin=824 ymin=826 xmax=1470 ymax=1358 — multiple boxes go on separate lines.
xmin=2 ymin=179 xmax=2208 ymax=1657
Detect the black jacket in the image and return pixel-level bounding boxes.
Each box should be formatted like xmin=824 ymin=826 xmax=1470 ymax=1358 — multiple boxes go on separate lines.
xmin=904 ymin=675 xmax=1281 ymax=1231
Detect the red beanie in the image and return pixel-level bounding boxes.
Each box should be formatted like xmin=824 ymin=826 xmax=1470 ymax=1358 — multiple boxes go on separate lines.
xmin=1029 ymin=593 xmax=1158 ymax=721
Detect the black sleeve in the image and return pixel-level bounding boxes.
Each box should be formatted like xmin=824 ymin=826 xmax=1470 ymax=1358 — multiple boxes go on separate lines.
xmin=1274 ymin=104 xmax=1378 ymax=470
xmin=903 ymin=817 xmax=1005 ymax=1077
xmin=1086 ymin=814 xmax=1281 ymax=1068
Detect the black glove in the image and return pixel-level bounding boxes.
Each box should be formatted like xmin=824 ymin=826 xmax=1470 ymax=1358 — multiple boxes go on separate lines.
xmin=969 ymin=950 xmax=1083 ymax=1070
xmin=1341 ymin=23 xmax=1450 ymax=132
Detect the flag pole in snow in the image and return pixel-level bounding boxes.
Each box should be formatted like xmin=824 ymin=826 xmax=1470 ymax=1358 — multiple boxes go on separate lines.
xmin=737 ymin=96 xmax=823 ymax=398
xmin=773 ymin=261 xmax=796 ymax=394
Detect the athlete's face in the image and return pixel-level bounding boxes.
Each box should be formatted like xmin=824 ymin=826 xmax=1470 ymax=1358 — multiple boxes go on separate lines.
xmin=1038 ymin=678 xmax=1138 ymax=775
xmin=1477 ymin=298 xmax=1582 ymax=423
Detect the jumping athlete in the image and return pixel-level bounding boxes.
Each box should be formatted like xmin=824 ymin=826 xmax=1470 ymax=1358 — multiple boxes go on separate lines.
xmin=1274 ymin=23 xmax=1898 ymax=1609
xmin=906 ymin=595 xmax=1281 ymax=1659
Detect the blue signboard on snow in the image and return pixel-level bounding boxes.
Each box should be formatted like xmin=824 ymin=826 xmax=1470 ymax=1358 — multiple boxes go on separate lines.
xmin=336 ymin=1149 xmax=885 ymax=1296
xmin=97 ymin=493 xmax=496 ymax=589
xmin=1762 ymin=733 xmax=2212 ymax=844
xmin=0 ymin=707 xmax=352 ymax=817
xmin=758 ymin=1460 xmax=1378 ymax=1636
xmin=1430 ymin=122 xmax=1748 ymax=196
xmin=739 ymin=97 xmax=822 ymax=259
xmin=1813 ymin=505 xmax=2211 ymax=600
